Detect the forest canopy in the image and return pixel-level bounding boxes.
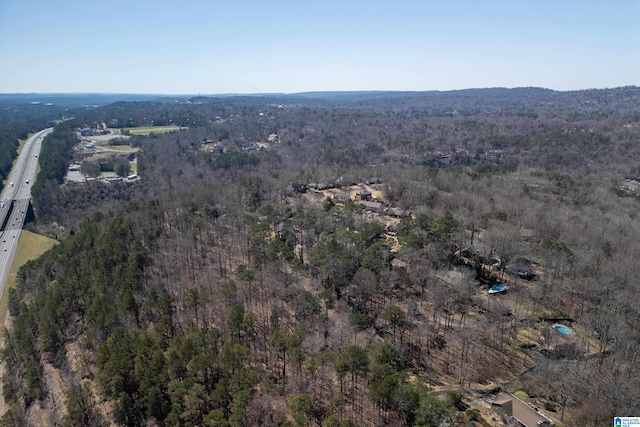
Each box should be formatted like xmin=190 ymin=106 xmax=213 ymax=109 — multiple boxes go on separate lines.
xmin=3 ymin=87 xmax=640 ymax=427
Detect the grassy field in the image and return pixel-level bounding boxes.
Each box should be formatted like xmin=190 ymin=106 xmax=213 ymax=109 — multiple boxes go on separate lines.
xmin=124 ymin=125 xmax=187 ymax=136
xmin=0 ymin=231 xmax=58 ymax=322
xmin=85 ymin=153 xmax=113 ymax=162
xmin=106 ymin=145 xmax=140 ymax=152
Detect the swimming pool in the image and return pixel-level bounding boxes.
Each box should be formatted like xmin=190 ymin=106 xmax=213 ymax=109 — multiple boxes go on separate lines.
xmin=554 ymin=324 xmax=572 ymax=335
xmin=489 ymin=284 xmax=505 ymax=294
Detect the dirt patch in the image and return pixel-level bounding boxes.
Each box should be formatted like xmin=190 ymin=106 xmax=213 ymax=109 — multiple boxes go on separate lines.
xmin=41 ymin=362 xmax=66 ymax=424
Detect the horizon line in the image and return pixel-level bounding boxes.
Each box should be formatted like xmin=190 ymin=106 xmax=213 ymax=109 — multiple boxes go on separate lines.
xmin=0 ymin=84 xmax=639 ymax=96
xmin=1 ymin=85 xmax=638 ymax=98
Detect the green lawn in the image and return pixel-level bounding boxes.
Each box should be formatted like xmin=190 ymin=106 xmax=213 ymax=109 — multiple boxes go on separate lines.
xmin=107 ymin=145 xmax=140 ymax=152
xmin=85 ymin=153 xmax=112 ymax=162
xmin=0 ymin=231 xmax=58 ymax=322
xmin=124 ymin=125 xmax=187 ymax=136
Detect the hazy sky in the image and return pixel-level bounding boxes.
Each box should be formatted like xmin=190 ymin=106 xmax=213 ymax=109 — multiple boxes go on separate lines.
xmin=0 ymin=0 xmax=638 ymax=94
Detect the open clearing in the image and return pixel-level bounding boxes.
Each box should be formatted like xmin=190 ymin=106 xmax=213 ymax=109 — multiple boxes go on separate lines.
xmin=124 ymin=125 xmax=187 ymax=136
xmin=105 ymin=145 xmax=140 ymax=152
xmin=0 ymin=230 xmax=58 ymax=321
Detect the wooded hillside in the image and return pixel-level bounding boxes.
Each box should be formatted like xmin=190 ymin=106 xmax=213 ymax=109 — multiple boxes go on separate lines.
xmin=3 ymin=87 xmax=640 ymax=427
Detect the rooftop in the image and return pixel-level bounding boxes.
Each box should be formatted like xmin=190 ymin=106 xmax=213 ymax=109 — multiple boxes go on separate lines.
xmin=492 ymin=393 xmax=554 ymax=427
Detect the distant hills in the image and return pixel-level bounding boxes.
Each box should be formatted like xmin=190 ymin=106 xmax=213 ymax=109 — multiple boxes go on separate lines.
xmin=0 ymin=88 xmax=542 ymax=101
xmin=1 ymin=87 xmax=638 ymax=122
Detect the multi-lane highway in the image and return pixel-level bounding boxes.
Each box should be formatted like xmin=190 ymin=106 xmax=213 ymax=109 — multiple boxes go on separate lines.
xmin=0 ymin=126 xmax=51 ymax=419
xmin=0 ymin=127 xmax=52 ymax=298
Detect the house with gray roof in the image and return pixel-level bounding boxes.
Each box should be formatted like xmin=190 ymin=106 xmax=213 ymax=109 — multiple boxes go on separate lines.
xmin=492 ymin=393 xmax=554 ymax=427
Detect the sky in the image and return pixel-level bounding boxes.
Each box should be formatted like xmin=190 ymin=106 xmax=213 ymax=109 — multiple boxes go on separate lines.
xmin=0 ymin=0 xmax=638 ymax=94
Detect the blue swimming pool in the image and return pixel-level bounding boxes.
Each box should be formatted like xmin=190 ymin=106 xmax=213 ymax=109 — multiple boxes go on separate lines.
xmin=554 ymin=324 xmax=571 ymax=335
xmin=489 ymin=284 xmax=505 ymax=294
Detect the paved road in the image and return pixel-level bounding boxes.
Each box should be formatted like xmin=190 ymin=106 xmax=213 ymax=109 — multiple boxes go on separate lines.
xmin=0 ymin=127 xmax=51 ymax=300
xmin=0 ymin=127 xmax=50 ymax=417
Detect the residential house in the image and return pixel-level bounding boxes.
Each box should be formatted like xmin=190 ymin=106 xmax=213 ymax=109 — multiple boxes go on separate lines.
xmin=355 ymin=189 xmax=372 ymax=201
xmin=287 ymin=182 xmax=307 ymax=194
xmin=458 ymin=243 xmax=495 ymax=265
xmin=385 ymin=222 xmax=398 ymax=236
xmin=244 ymin=141 xmax=260 ymax=152
xmin=332 ymin=191 xmax=350 ymax=203
xmin=492 ymin=393 xmax=554 ymax=427
xmin=355 ymin=200 xmax=383 ymax=214
xmin=507 ymin=257 xmax=535 ymax=280
xmin=387 ymin=207 xmax=409 ymax=218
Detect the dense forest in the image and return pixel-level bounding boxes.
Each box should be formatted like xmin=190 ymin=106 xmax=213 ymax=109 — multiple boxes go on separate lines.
xmin=2 ymin=87 xmax=640 ymax=427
